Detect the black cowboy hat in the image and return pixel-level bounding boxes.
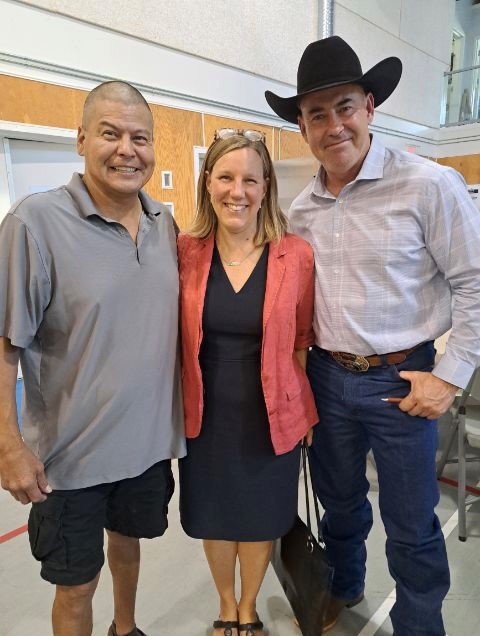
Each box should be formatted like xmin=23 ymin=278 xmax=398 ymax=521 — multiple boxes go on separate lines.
xmin=265 ymin=36 xmax=402 ymax=124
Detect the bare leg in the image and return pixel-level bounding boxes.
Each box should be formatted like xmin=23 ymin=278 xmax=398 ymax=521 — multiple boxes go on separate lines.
xmin=203 ymin=539 xmax=239 ymax=634
xmin=107 ymin=530 xmax=140 ymax=635
xmin=237 ymin=541 xmax=272 ymax=633
xmin=52 ymin=573 xmax=100 ymax=636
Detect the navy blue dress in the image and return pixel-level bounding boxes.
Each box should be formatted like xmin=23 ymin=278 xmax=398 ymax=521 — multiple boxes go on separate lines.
xmin=179 ymin=244 xmax=301 ymax=541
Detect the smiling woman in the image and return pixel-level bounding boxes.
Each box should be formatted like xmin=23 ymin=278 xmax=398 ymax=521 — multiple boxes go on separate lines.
xmin=206 ymin=146 xmax=266 ymax=245
xmin=177 ymin=131 xmax=318 ymax=636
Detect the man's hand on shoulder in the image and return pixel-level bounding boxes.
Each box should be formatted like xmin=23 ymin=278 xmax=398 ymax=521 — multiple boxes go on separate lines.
xmin=397 ymin=371 xmax=458 ymax=420
xmin=0 ymin=439 xmax=51 ymax=504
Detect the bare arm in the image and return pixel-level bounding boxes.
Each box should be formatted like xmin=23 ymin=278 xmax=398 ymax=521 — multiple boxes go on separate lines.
xmin=294 ymin=348 xmax=307 ymax=371
xmin=0 ymin=337 xmax=51 ymax=504
xmin=294 ymin=244 xmax=317 ymax=445
xmin=294 ymin=347 xmax=315 ymax=446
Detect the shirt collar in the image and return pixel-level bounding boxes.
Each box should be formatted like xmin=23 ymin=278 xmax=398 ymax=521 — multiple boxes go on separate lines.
xmin=356 ymin=134 xmax=386 ymax=181
xmin=65 ymin=173 xmax=164 ymax=219
xmin=310 ymin=134 xmax=386 ymax=198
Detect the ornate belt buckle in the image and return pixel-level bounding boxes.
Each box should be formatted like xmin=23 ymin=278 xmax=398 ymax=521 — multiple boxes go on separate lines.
xmin=331 ymin=351 xmax=370 ymax=372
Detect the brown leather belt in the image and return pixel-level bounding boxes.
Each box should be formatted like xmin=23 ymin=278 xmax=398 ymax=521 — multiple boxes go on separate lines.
xmin=327 ymin=345 xmax=420 ymax=372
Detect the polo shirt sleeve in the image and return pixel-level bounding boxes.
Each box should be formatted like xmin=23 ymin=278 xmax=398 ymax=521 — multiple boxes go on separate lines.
xmin=0 ymin=213 xmax=51 ymax=348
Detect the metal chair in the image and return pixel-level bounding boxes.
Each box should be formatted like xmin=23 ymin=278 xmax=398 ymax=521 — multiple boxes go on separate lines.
xmin=437 ymin=368 xmax=480 ymax=541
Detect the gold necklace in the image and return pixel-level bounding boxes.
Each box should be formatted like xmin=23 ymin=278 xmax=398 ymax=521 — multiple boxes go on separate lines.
xmin=218 ymin=244 xmax=258 ymax=267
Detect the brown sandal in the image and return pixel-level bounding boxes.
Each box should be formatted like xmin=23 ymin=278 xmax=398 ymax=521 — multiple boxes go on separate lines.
xmin=213 ymin=618 xmax=239 ymax=636
xmin=238 ymin=613 xmax=264 ymax=635
xmin=107 ymin=622 xmax=147 ymax=636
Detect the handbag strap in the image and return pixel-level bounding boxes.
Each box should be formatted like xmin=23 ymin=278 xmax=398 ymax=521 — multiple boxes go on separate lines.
xmin=301 ymin=441 xmax=324 ymax=544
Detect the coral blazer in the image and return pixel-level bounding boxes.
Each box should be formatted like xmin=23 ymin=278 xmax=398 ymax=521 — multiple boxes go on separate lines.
xmin=178 ymin=232 xmax=319 ymax=455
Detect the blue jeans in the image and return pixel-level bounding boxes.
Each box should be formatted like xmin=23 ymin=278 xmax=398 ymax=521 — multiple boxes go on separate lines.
xmin=307 ymin=343 xmax=450 ymax=636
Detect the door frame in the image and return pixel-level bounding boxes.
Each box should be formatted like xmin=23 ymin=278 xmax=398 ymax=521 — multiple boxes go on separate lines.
xmin=0 ymin=120 xmax=77 ymax=210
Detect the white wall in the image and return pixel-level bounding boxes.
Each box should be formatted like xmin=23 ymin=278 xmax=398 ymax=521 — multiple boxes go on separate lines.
xmin=16 ymin=0 xmax=318 ymax=85
xmin=0 ymin=121 xmax=80 ymax=220
xmin=7 ymin=139 xmax=84 ymax=202
xmin=335 ymin=0 xmax=455 ymax=129
xmin=0 ymin=140 xmax=11 ymax=220
xmin=434 ymin=121 xmax=480 ymax=157
xmin=0 ymin=0 xmax=299 ymax=126
xmin=0 ymin=0 xmax=455 ymax=127
xmin=0 ymin=0 xmax=474 ymax=157
xmin=455 ymin=0 xmax=480 ymax=67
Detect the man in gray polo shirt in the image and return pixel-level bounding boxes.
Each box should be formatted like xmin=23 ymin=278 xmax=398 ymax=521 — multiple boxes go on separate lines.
xmin=0 ymin=81 xmax=185 ymax=636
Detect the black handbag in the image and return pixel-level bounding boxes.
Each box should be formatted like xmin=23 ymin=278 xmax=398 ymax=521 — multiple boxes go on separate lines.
xmin=271 ymin=442 xmax=334 ymax=636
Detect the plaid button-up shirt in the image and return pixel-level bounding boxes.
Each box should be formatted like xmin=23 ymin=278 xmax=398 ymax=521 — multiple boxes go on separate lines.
xmin=289 ymin=135 xmax=480 ymax=389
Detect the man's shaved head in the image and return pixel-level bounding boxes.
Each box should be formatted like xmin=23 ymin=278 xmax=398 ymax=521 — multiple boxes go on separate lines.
xmin=82 ymin=81 xmax=153 ymax=128
xmin=77 ymin=80 xmax=156 ymax=202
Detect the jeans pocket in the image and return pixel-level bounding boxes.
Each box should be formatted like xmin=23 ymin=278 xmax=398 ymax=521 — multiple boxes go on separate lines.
xmin=392 ymin=360 xmax=434 ymax=378
xmin=391 ymin=363 xmax=404 ymax=379
xmin=28 ymin=495 xmax=67 ymax=569
xmin=392 ymin=343 xmax=435 ymax=377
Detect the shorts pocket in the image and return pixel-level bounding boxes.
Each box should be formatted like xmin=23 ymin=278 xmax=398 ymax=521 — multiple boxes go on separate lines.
xmin=166 ymin=466 xmax=175 ymax=507
xmin=28 ymin=495 xmax=67 ymax=570
xmin=157 ymin=464 xmax=175 ymax=533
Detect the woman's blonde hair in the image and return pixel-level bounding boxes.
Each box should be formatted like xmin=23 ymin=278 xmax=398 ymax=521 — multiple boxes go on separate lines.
xmin=188 ymin=135 xmax=288 ymax=244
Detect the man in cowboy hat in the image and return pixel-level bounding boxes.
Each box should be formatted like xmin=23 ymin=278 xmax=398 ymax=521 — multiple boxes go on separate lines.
xmin=266 ymin=36 xmax=480 ymax=634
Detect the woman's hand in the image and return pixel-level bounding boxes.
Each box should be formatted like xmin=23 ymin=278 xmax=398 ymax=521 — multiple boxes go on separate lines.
xmin=304 ymin=427 xmax=314 ymax=446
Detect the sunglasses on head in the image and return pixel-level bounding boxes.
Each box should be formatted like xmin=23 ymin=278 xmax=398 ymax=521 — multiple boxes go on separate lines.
xmin=213 ymin=128 xmax=266 ymax=143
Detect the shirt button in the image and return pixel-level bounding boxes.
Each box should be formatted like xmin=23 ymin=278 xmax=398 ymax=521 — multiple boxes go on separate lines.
xmin=338 ymin=198 xmax=343 ymax=203
xmin=334 ymin=269 xmax=339 ymax=274
xmin=335 ymin=233 xmax=340 ymax=238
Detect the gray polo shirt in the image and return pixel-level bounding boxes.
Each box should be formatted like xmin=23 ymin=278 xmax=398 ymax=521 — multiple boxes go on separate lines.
xmin=0 ymin=173 xmax=185 ymax=489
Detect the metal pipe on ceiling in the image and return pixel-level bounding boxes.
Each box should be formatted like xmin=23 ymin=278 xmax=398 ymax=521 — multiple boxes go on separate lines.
xmin=318 ymin=0 xmax=334 ymax=39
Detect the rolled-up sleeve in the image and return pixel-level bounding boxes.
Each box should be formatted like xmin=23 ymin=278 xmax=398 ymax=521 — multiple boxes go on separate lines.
xmin=0 ymin=213 xmax=51 ymax=348
xmin=294 ymin=242 xmax=315 ymax=350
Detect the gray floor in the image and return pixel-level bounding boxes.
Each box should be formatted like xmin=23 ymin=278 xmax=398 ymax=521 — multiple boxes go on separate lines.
xmin=1 ymin=420 xmax=479 ymax=636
